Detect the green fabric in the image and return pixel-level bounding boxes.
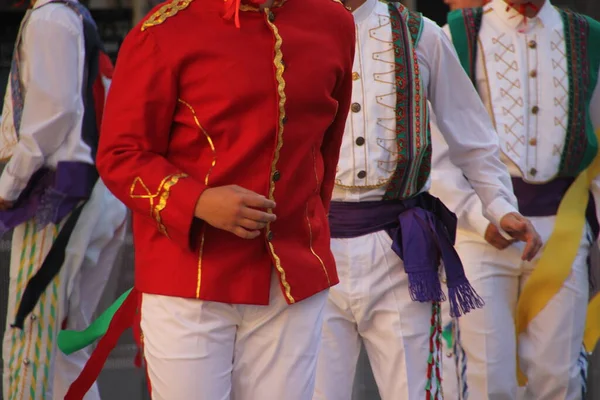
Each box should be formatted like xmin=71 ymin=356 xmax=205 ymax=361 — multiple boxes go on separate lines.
xmin=447 ymin=8 xmax=483 ymax=85
xmin=57 ymin=288 xmax=132 ymax=355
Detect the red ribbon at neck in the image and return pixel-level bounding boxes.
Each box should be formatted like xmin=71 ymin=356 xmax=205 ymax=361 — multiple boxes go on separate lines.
xmin=223 ymin=0 xmax=267 ymax=28
xmin=505 ymin=1 xmax=539 ymax=17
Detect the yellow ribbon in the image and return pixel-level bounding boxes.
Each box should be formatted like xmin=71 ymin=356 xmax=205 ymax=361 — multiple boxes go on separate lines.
xmin=515 ymin=129 xmax=600 ymax=385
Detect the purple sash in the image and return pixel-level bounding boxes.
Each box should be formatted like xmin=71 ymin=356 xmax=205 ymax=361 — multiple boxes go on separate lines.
xmin=329 ymin=193 xmax=484 ymax=317
xmin=0 ymin=161 xmax=97 ymax=235
xmin=511 ymin=177 xmax=599 ymax=239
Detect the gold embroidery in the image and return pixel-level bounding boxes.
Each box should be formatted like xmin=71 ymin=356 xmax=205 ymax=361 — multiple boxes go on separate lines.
xmin=491 ymin=34 xmax=525 ymax=157
xmin=177 ymin=99 xmax=217 ymax=186
xmin=308 ymin=147 xmax=330 ymax=285
xmin=239 ymin=0 xmax=286 ymax=12
xmin=264 ymin=8 xmax=294 ymax=304
xmin=141 ymin=0 xmax=194 ymax=32
xmin=130 ymin=173 xmax=188 ymax=237
xmin=177 ymin=98 xmax=217 ymax=298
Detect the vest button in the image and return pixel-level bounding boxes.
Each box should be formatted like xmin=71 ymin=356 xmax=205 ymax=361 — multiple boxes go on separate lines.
xmin=531 ymin=106 xmax=539 ymax=114
xmin=530 ymin=168 xmax=537 ymax=176
xmin=357 ymin=170 xmax=366 ymax=179
xmin=355 ymin=137 xmax=365 ymax=146
xmin=267 ymin=11 xmax=275 ymax=22
xmin=529 ymin=138 xmax=537 ymax=146
xmin=272 ymin=170 xmax=281 ymax=182
xmin=352 ymin=72 xmax=360 ymax=81
xmin=351 ymin=103 xmax=361 ymax=113
xmin=528 ymin=40 xmax=537 ymax=49
xmin=529 ymin=70 xmax=537 ymax=78
xmin=267 ymin=231 xmax=274 ymax=241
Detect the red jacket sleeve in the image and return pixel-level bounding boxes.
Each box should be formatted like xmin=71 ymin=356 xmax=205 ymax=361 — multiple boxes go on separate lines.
xmin=96 ymin=28 xmax=206 ymax=249
xmin=319 ymin=27 xmax=355 ymax=212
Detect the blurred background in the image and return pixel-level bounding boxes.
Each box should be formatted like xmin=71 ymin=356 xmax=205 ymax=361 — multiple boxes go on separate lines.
xmin=0 ymin=0 xmax=599 ymax=398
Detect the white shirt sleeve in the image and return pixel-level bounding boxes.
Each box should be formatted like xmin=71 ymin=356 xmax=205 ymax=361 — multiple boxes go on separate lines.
xmin=419 ymin=18 xmax=518 ymax=228
xmin=0 ymin=16 xmax=81 ymax=201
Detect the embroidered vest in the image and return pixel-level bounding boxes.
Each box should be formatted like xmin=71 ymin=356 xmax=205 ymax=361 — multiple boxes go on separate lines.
xmin=447 ymin=7 xmax=600 ymax=178
xmin=382 ymin=2 xmax=431 ymax=200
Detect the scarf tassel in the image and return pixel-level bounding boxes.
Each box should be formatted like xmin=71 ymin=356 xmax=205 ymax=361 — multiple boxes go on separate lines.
xmin=448 ymin=281 xmax=485 ymax=318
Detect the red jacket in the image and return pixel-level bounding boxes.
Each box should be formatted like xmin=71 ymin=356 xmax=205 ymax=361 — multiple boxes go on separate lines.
xmin=96 ymin=0 xmax=355 ymax=305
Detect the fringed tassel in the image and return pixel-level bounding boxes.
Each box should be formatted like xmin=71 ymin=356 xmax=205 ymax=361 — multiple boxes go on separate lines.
xmin=407 ymin=271 xmax=446 ymax=303
xmin=448 ymin=281 xmax=484 ymax=317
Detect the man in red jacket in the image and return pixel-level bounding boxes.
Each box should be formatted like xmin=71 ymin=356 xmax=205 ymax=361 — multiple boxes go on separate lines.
xmin=64 ymin=0 xmax=355 ymax=398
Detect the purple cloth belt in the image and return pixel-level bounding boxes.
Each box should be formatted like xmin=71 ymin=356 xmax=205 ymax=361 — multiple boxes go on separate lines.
xmin=329 ymin=193 xmax=484 ymax=317
xmin=0 ymin=161 xmax=98 ymax=235
xmin=511 ymin=177 xmax=599 ymax=239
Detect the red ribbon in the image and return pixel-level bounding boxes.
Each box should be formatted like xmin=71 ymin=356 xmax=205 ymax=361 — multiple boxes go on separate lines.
xmin=223 ymin=0 xmax=267 ymax=28
xmin=505 ymin=1 xmax=540 ymax=30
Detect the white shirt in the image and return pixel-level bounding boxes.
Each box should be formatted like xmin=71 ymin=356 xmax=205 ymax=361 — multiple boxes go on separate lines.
xmin=333 ymin=0 xmax=517 ymax=228
xmin=0 ymin=0 xmax=92 ymax=202
xmin=431 ymin=0 xmax=600 ymax=236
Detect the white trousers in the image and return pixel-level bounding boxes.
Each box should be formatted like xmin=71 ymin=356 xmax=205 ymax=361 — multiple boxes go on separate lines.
xmin=141 ymin=271 xmax=329 ymax=400
xmin=442 ymin=216 xmax=590 ymax=400
xmin=2 ymin=180 xmax=127 ymax=400
xmin=314 ymin=231 xmax=443 ymax=400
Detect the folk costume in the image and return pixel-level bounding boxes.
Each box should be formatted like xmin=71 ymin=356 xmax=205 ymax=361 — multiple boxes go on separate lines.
xmin=59 ymin=0 xmax=356 ymax=398
xmin=430 ymin=0 xmax=600 ymax=398
xmin=0 ymin=1 xmax=127 ymax=399
xmin=312 ymin=1 xmax=521 ymax=399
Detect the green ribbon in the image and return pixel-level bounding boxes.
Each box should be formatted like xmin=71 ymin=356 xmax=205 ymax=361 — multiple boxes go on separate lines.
xmin=57 ymin=288 xmax=132 ymax=355
xmin=442 ymin=322 xmax=453 ymax=349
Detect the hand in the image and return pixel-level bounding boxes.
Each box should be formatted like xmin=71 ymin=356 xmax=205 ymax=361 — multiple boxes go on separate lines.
xmin=499 ymin=212 xmax=543 ymax=261
xmin=194 ymin=185 xmax=276 ymax=240
xmin=484 ymin=223 xmax=516 ymax=250
xmin=0 ymin=197 xmax=13 ymax=211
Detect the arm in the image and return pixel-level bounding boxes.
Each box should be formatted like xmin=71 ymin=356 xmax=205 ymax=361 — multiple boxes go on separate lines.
xmin=429 ymin=115 xmax=491 ymax=238
xmin=96 ymin=28 xmax=206 ymax=249
xmin=421 ymin=19 xmax=518 ymax=227
xmin=320 ymin=24 xmax=355 ymax=212
xmin=0 ymin=17 xmax=81 ymax=201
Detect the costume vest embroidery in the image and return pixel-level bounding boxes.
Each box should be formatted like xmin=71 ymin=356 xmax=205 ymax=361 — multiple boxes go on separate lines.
xmin=382 ymin=2 xmax=431 ymax=200
xmin=447 ymin=7 xmax=600 ymax=178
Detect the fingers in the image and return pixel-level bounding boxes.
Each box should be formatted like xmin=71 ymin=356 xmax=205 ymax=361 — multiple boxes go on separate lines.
xmin=240 ymin=207 xmax=277 ymax=223
xmin=521 ymin=230 xmax=543 ymax=261
xmin=238 ymin=218 xmax=268 ymax=231
xmin=232 ymin=226 xmax=261 ymax=240
xmin=242 ymin=193 xmax=276 ymax=209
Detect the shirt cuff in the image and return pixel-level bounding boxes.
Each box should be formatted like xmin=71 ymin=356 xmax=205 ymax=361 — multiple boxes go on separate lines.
xmin=0 ymin=169 xmax=27 ymax=201
xmin=482 ymin=196 xmax=519 ymax=240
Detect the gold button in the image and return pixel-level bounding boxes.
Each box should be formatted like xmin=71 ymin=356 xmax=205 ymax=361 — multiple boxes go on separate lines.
xmin=529 ymin=138 xmax=537 ymax=146
xmin=530 ymin=168 xmax=537 ymax=176
xmin=528 ymin=40 xmax=537 ymax=49
xmin=529 ymin=70 xmax=537 ymax=78
xmin=531 ymin=106 xmax=539 ymax=114
xmin=357 ymin=170 xmax=366 ymax=179
xmin=267 ymin=11 xmax=275 ymax=22
xmin=30 ymin=314 xmax=37 ymax=321
xmin=23 ymin=359 xmax=30 ymax=366
xmin=352 ymin=72 xmax=360 ymax=81
xmin=355 ymin=137 xmax=365 ymax=146
xmin=351 ymin=103 xmax=361 ymax=113
xmin=446 ymin=352 xmax=453 ymax=358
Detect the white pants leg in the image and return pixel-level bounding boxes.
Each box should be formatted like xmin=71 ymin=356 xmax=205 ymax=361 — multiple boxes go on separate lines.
xmin=455 ymin=216 xmax=589 ymax=400
xmin=1 ymin=180 xmax=127 ymax=400
xmin=518 ymin=217 xmax=589 ymax=400
xmin=141 ymin=271 xmax=328 ymax=400
xmin=315 ymin=231 xmax=443 ymax=400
